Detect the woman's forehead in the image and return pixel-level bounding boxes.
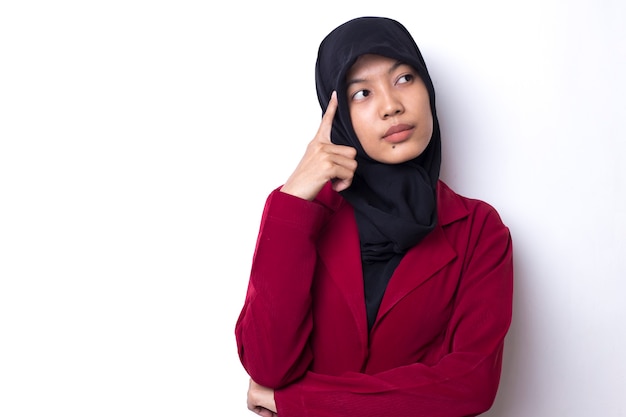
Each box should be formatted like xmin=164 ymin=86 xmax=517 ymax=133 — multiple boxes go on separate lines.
xmin=347 ymin=55 xmax=409 ymax=78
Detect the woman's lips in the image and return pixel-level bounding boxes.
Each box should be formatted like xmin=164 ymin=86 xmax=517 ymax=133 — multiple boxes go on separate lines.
xmin=383 ymin=124 xmax=414 ymax=144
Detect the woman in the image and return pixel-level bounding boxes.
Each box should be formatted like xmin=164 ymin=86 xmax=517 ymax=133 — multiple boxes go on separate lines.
xmin=235 ymin=16 xmax=513 ymax=417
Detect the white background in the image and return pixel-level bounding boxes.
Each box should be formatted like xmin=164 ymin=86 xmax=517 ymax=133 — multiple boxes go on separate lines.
xmin=1 ymin=0 xmax=625 ymax=416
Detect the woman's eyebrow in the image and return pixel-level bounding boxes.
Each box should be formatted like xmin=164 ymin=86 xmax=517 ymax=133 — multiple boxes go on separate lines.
xmin=346 ymin=61 xmax=407 ymax=88
xmin=346 ymin=77 xmax=366 ymax=88
xmin=388 ymin=60 xmax=405 ymax=74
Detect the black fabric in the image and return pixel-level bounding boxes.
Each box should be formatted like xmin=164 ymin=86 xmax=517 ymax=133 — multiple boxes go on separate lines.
xmin=314 ymin=17 xmax=442 ymax=329
xmin=362 ymin=253 xmax=403 ymax=329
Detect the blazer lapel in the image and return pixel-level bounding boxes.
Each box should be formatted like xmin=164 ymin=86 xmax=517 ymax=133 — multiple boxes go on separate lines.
xmin=317 ymin=203 xmax=370 ymax=344
xmin=315 ymin=180 xmax=467 ymax=341
xmin=375 ymin=224 xmax=457 ymax=322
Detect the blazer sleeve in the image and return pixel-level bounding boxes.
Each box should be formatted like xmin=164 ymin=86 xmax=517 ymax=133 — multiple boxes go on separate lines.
xmin=274 ymin=203 xmax=514 ymax=417
xmin=235 ymin=187 xmax=332 ymax=388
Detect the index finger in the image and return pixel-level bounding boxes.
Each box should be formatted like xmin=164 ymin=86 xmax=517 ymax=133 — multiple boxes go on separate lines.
xmin=317 ymin=91 xmax=338 ymax=142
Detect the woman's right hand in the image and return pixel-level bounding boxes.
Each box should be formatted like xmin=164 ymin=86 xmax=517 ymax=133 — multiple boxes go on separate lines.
xmin=280 ymin=91 xmax=358 ymax=201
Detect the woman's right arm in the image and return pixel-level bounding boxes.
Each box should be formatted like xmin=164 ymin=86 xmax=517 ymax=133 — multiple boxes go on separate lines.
xmin=235 ymin=92 xmax=356 ymax=388
xmin=234 ymin=187 xmax=329 ymax=388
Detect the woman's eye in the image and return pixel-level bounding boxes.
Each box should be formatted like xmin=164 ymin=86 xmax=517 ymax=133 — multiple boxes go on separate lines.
xmin=352 ymin=89 xmax=370 ymax=100
xmin=397 ymin=74 xmax=414 ymax=84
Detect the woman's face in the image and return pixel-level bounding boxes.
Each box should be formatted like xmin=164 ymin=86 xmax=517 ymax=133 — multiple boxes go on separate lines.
xmin=346 ymin=54 xmax=433 ymax=164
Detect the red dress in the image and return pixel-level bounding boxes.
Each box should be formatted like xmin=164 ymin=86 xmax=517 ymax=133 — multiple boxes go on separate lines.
xmin=235 ymin=180 xmax=514 ymax=417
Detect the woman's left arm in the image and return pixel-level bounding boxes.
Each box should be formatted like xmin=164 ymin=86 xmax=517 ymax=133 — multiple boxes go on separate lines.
xmin=247 ymin=379 xmax=277 ymax=417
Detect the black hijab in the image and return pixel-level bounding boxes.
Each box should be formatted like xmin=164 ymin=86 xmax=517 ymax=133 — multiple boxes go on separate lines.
xmin=315 ymin=17 xmax=442 ymax=329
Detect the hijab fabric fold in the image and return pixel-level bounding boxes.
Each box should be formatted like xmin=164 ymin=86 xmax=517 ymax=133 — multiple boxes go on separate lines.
xmin=314 ymin=17 xmax=442 ymax=329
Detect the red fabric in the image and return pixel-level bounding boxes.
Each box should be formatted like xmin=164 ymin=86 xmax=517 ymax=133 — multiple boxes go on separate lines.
xmin=235 ymin=181 xmax=513 ymax=417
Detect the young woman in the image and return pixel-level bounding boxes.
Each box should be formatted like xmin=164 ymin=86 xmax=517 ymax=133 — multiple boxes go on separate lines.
xmin=235 ymin=16 xmax=513 ymax=417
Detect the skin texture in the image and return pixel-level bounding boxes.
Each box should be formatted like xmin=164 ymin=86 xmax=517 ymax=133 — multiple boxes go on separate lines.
xmin=247 ymin=54 xmax=435 ymax=414
xmin=247 ymin=379 xmax=277 ymax=417
xmin=346 ymin=54 xmax=433 ymax=164
xmin=280 ymin=91 xmax=358 ymax=201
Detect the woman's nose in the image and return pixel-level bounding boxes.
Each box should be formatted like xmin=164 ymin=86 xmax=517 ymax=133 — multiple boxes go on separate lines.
xmin=380 ymin=91 xmax=404 ymax=118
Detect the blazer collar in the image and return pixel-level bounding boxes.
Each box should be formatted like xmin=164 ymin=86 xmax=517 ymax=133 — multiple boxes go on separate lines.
xmin=316 ymin=180 xmax=470 ymax=339
xmin=436 ymin=180 xmax=469 ymax=226
xmin=377 ymin=181 xmax=470 ymax=323
xmin=375 ymin=223 xmax=455 ymax=325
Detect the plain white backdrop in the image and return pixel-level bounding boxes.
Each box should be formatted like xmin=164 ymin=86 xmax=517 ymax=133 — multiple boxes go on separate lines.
xmin=1 ymin=0 xmax=625 ymax=416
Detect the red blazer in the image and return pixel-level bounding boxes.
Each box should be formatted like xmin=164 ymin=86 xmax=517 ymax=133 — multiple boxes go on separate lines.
xmin=235 ymin=181 xmax=513 ymax=417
